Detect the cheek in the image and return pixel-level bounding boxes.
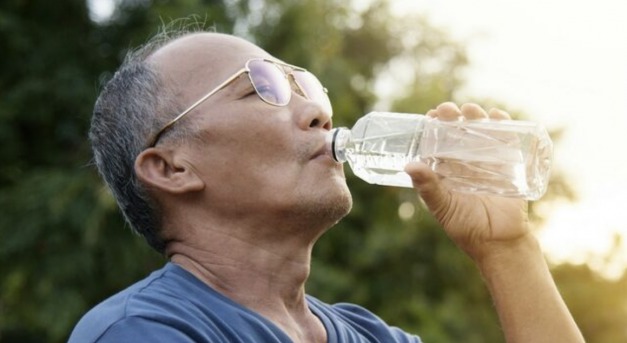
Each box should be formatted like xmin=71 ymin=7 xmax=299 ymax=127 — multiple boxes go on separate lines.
xmin=227 ymin=112 xmax=293 ymax=156
xmin=201 ymin=134 xmax=302 ymax=192
xmin=198 ymin=108 xmax=301 ymax=192
xmin=235 ymin=121 xmax=299 ymax=170
xmin=203 ymin=156 xmax=304 ymax=215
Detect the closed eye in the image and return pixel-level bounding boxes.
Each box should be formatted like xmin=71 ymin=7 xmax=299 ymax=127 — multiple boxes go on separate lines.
xmin=254 ymin=84 xmax=280 ymax=103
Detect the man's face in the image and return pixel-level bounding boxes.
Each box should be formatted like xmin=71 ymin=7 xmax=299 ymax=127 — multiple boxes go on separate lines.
xmin=150 ymin=33 xmax=352 ymax=230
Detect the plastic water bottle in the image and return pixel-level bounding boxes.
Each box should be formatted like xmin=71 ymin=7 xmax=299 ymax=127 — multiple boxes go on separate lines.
xmin=327 ymin=111 xmax=553 ymax=200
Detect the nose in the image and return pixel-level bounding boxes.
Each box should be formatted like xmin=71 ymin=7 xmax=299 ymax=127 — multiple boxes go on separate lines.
xmin=292 ymin=93 xmax=333 ymax=131
xmin=307 ymin=110 xmax=332 ymax=130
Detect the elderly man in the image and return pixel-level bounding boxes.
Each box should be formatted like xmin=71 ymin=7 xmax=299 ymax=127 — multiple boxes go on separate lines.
xmin=69 ymin=30 xmax=583 ymax=343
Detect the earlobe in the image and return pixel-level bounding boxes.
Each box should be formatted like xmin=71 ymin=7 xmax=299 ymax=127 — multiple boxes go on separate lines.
xmin=135 ymin=148 xmax=205 ymax=194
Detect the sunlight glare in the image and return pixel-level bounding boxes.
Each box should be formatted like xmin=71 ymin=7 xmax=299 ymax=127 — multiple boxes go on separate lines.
xmin=389 ymin=0 xmax=627 ymax=278
xmin=88 ymin=0 xmax=116 ymax=23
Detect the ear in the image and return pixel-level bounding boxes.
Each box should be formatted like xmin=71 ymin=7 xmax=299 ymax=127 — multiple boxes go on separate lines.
xmin=134 ymin=148 xmax=205 ymax=195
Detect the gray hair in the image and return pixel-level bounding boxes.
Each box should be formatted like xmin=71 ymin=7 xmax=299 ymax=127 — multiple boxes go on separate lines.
xmin=90 ymin=28 xmax=197 ymax=253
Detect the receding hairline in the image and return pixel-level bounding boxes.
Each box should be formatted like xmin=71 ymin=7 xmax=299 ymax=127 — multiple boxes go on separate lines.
xmin=142 ymin=32 xmax=274 ymax=113
xmin=146 ymin=32 xmax=269 ymax=67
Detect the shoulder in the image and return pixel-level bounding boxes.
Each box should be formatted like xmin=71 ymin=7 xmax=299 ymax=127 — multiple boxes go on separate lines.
xmin=68 ymin=263 xmax=294 ymax=343
xmin=69 ymin=316 xmax=200 ymax=343
xmin=68 ymin=263 xmax=210 ymax=343
xmin=307 ymin=296 xmax=422 ymax=343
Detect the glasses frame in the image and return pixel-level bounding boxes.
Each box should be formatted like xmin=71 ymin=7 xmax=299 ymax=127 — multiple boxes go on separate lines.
xmin=147 ymin=58 xmax=329 ymax=147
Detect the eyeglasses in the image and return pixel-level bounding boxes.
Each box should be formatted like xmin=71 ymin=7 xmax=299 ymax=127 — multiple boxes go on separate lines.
xmin=147 ymin=58 xmax=333 ymax=147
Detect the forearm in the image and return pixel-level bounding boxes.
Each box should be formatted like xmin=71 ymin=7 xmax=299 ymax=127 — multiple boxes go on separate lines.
xmin=476 ymin=234 xmax=584 ymax=343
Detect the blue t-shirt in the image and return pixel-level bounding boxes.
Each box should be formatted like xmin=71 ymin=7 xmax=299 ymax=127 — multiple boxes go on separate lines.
xmin=68 ymin=263 xmax=421 ymax=342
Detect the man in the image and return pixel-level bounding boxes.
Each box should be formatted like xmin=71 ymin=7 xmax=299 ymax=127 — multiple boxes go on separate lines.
xmin=69 ymin=29 xmax=584 ymax=342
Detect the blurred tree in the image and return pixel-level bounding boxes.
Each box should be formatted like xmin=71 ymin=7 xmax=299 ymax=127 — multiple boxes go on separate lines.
xmin=552 ymin=262 xmax=627 ymax=343
xmin=0 ymin=1 xmax=174 ymax=341
xmin=0 ymin=0 xmax=619 ymax=342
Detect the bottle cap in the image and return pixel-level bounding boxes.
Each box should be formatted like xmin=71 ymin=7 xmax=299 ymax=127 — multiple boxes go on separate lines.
xmin=326 ymin=128 xmax=351 ymax=163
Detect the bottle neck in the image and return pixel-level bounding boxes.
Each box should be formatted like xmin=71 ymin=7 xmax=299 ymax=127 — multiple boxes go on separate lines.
xmin=326 ymin=127 xmax=352 ymax=163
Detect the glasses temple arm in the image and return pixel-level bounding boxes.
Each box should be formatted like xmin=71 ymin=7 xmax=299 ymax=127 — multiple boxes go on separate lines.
xmin=148 ymin=68 xmax=247 ymax=147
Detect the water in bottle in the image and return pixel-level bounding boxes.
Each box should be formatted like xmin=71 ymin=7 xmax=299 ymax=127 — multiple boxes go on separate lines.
xmin=327 ymin=111 xmax=553 ymax=200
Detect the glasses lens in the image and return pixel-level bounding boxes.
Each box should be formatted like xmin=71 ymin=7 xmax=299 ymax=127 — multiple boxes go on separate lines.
xmin=293 ymin=71 xmax=333 ymax=116
xmin=248 ymin=60 xmax=291 ymax=106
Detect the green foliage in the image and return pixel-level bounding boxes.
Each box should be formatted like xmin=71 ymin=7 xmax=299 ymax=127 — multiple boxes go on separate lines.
xmin=0 ymin=0 xmax=621 ymax=342
xmin=552 ymin=263 xmax=627 ymax=343
xmin=0 ymin=1 xmax=183 ymax=341
xmin=310 ymin=187 xmax=504 ymax=342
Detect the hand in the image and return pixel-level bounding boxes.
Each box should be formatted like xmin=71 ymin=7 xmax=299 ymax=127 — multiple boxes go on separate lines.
xmin=406 ymin=103 xmax=584 ymax=342
xmin=404 ymin=102 xmax=530 ymax=261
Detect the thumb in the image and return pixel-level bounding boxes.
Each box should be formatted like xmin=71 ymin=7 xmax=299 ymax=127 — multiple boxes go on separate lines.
xmin=404 ymin=161 xmax=450 ymax=215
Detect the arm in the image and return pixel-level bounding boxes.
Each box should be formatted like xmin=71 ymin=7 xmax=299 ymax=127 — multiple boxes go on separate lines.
xmin=405 ymin=102 xmax=584 ymax=343
xmin=477 ymin=233 xmax=583 ymax=343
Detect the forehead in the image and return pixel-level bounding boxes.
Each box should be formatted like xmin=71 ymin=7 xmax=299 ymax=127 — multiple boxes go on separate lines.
xmin=148 ymin=33 xmax=272 ymax=100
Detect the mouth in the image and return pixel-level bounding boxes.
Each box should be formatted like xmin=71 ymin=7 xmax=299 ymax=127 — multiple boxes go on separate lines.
xmin=309 ymin=136 xmax=337 ymax=163
xmin=310 ymin=145 xmax=330 ymax=160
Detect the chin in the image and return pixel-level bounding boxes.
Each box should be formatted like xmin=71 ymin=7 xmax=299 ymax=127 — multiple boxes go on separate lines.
xmin=313 ymin=182 xmax=353 ymax=226
xmin=288 ymin=180 xmax=352 ymax=229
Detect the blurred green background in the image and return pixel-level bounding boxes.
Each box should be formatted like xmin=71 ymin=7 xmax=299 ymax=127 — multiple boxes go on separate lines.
xmin=0 ymin=0 xmax=625 ymax=342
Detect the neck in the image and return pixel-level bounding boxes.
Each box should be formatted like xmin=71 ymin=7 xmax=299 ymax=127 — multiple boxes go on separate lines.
xmin=168 ymin=233 xmax=314 ymax=308
xmin=165 ymin=220 xmax=328 ymax=343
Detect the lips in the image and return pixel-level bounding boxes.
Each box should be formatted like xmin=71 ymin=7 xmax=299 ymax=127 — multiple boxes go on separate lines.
xmin=307 ymin=137 xmax=331 ymax=161
xmin=310 ymin=144 xmax=328 ymax=160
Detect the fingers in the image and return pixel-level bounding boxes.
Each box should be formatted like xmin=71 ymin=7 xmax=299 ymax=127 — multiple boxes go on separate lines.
xmin=435 ymin=102 xmax=462 ymax=121
xmin=488 ymin=107 xmax=512 ymax=120
xmin=427 ymin=102 xmax=511 ymax=121
xmin=461 ymin=103 xmax=488 ymax=120
xmin=404 ymin=161 xmax=450 ymax=216
xmin=416 ymin=102 xmax=512 ymax=211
